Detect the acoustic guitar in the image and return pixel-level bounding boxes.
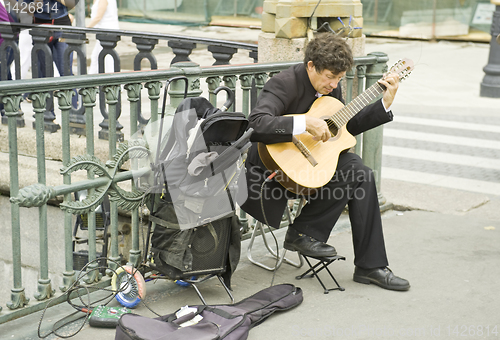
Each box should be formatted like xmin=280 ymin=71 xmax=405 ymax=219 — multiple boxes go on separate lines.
xmin=258 ymin=58 xmax=414 ymax=195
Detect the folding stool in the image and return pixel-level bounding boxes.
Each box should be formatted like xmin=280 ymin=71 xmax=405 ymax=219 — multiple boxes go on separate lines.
xmin=295 ymin=254 xmax=346 ymax=294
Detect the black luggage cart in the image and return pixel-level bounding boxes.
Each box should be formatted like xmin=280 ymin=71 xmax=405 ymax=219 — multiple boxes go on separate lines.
xmin=112 ymin=77 xmax=253 ymax=307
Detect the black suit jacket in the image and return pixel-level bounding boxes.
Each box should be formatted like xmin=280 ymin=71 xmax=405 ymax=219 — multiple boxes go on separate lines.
xmin=240 ymin=63 xmax=393 ymax=227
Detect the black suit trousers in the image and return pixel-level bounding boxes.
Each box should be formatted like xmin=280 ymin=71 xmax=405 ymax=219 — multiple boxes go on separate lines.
xmin=291 ymin=152 xmax=389 ymax=269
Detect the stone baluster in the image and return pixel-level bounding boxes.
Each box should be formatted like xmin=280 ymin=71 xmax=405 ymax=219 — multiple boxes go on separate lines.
xmin=132 ymin=37 xmax=159 ymax=128
xmin=208 ymin=45 xmax=237 ymax=65
xmin=97 ymin=34 xmax=123 ymax=141
xmin=0 ymin=24 xmax=24 ymax=127
xmin=168 ymin=40 xmax=196 ymax=65
xmin=30 ymin=29 xmax=60 ymax=133
xmin=61 ymin=31 xmax=88 ymax=135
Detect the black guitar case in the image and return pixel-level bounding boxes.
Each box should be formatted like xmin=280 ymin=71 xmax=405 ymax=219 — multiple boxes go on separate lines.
xmin=115 ymin=284 xmax=303 ymax=340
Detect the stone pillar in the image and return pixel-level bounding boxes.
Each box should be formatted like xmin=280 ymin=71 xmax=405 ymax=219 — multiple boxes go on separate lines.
xmin=259 ymin=0 xmax=365 ymax=63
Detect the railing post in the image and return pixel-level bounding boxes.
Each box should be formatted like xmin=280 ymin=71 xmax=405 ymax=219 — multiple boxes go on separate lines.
xmin=145 ymin=81 xmax=162 ymax=125
xmin=3 ymin=94 xmax=29 ymax=310
xmin=363 ymin=52 xmax=388 ymax=208
xmin=239 ymin=74 xmax=253 ymax=117
xmin=207 ymin=76 xmax=222 ymax=106
xmin=253 ymin=72 xmax=268 ymax=110
xmin=55 ymin=89 xmax=78 ymax=290
xmin=237 ymin=73 xmax=254 ymax=230
xmin=354 ymin=64 xmax=366 ymax=156
xmin=79 ymin=86 xmax=101 ymax=284
xmin=170 ymin=62 xmax=202 ymax=105
xmin=103 ymin=84 xmax=123 ymax=273
xmin=222 ymin=75 xmax=237 ymax=111
xmin=30 ymin=91 xmax=56 ymax=300
xmin=249 ymin=50 xmax=259 ymax=109
xmin=124 ymin=82 xmax=143 ymax=267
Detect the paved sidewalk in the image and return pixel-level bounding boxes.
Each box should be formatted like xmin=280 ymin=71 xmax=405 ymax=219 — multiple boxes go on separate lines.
xmin=1 ymin=21 xmax=500 ymax=340
xmin=1 ymin=208 xmax=499 ymax=340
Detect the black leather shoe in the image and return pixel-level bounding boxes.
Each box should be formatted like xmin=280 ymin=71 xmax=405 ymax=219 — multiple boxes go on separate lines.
xmin=283 ymin=228 xmax=337 ymax=257
xmin=353 ymin=267 xmax=410 ymax=291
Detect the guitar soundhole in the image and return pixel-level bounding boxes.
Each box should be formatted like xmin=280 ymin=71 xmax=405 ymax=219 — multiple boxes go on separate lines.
xmin=324 ymin=118 xmax=339 ymax=137
xmin=329 ymin=126 xmax=339 ymax=137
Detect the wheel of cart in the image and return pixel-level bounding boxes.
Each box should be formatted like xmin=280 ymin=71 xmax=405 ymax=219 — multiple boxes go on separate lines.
xmin=111 ymin=265 xmax=147 ymax=308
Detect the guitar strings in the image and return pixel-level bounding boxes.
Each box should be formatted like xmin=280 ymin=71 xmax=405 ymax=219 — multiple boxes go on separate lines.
xmin=324 ymin=81 xmax=385 ymax=129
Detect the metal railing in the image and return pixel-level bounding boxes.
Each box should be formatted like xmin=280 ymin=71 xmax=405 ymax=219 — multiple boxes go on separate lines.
xmin=0 ymin=22 xmax=258 ymax=134
xmin=0 ymin=53 xmax=388 ymax=323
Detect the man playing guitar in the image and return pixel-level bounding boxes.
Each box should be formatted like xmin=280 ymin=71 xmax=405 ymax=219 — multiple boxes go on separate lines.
xmin=240 ymin=32 xmax=410 ymax=291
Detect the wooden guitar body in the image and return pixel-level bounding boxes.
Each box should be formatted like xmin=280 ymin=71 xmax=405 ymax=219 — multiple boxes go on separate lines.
xmin=258 ymin=96 xmax=356 ymax=195
xmin=257 ymin=58 xmax=414 ymax=196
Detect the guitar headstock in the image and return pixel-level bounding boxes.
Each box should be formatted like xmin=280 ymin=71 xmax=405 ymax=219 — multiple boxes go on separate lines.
xmin=388 ymin=58 xmax=414 ymax=82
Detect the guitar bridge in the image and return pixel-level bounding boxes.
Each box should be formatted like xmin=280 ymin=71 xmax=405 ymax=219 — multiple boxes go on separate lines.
xmin=292 ymin=136 xmax=318 ymax=167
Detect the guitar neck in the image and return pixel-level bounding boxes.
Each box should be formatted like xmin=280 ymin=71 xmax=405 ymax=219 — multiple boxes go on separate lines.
xmin=331 ymin=81 xmax=385 ymax=128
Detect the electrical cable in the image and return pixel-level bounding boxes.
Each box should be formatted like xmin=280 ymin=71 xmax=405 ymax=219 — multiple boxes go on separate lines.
xmin=307 ymin=0 xmax=362 ymax=39
xmin=37 ymin=258 xmax=158 ymax=339
xmin=259 ymin=171 xmax=282 ymax=287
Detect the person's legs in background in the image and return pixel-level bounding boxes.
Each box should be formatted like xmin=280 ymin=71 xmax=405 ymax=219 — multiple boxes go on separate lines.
xmin=0 ymin=46 xmax=14 ymax=115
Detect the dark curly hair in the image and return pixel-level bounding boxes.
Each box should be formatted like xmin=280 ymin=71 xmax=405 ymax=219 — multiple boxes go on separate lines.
xmin=303 ymin=32 xmax=354 ymax=75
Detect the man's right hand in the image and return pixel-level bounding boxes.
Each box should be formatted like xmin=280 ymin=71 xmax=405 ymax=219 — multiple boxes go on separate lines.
xmin=305 ymin=115 xmax=331 ymax=142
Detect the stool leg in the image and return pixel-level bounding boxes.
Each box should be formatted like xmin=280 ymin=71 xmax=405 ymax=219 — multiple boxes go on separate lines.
xmin=323 ymin=261 xmax=345 ymax=292
xmin=302 ymin=256 xmax=330 ymax=294
xmin=295 ymin=255 xmax=345 ymax=293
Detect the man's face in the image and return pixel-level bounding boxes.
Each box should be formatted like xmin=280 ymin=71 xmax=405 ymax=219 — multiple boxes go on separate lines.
xmin=306 ymin=61 xmax=345 ymax=95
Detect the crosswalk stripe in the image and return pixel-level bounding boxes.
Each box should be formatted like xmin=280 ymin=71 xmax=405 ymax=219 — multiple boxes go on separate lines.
xmin=394 ymin=116 xmax=500 ymax=133
xmin=382 ymin=167 xmax=500 ymax=196
xmin=384 ymin=128 xmax=500 ymax=150
xmin=383 ymin=145 xmax=500 ymax=170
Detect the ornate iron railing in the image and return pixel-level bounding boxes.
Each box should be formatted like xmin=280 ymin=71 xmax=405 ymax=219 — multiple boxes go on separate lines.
xmin=0 ymin=22 xmax=258 ymax=134
xmin=0 ymin=54 xmax=388 ymax=323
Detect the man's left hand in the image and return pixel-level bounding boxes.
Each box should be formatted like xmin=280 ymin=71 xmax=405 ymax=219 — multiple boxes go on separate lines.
xmin=378 ymin=72 xmax=399 ymax=109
